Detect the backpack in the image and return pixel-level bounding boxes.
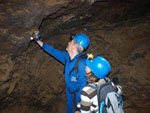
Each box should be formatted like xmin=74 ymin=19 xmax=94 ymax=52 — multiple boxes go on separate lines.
xmin=87 ymin=78 xmax=124 ymax=113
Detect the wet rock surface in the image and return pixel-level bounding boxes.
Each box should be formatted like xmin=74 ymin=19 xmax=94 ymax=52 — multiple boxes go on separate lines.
xmin=0 ymin=0 xmax=150 ymax=113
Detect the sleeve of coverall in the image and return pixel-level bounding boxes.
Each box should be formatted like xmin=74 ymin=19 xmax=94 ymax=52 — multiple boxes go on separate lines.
xmin=41 ymin=43 xmax=67 ymax=65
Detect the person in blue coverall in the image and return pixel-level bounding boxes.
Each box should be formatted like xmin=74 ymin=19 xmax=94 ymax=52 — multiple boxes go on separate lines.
xmin=33 ymin=30 xmax=90 ymax=113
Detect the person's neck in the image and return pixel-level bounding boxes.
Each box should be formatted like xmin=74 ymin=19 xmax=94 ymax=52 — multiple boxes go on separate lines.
xmin=69 ymin=51 xmax=79 ymax=60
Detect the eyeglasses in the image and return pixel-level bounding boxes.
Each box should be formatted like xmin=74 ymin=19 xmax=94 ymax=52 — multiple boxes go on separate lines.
xmin=85 ymin=72 xmax=92 ymax=79
xmin=70 ymin=33 xmax=76 ymax=40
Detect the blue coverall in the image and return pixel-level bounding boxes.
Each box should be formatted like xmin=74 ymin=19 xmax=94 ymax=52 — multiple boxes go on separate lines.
xmin=42 ymin=43 xmax=87 ymax=113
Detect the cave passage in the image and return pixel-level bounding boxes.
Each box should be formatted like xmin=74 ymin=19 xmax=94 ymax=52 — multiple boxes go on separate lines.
xmin=0 ymin=0 xmax=150 ymax=113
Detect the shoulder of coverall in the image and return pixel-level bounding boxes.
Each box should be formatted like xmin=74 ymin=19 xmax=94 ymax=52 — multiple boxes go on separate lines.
xmin=76 ymin=56 xmax=86 ymax=71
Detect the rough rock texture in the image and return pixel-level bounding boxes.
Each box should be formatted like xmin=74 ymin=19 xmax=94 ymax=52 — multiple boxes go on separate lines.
xmin=0 ymin=0 xmax=150 ymax=113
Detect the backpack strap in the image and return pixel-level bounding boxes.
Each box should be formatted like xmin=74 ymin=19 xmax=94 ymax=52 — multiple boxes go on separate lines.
xmin=86 ymin=83 xmax=98 ymax=89
xmin=69 ymin=55 xmax=85 ymax=80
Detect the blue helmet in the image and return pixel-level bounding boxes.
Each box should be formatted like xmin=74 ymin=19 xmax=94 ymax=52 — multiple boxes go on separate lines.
xmin=86 ymin=56 xmax=111 ymax=79
xmin=73 ymin=33 xmax=90 ymax=49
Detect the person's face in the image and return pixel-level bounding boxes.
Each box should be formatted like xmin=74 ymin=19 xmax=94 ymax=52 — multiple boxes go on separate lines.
xmin=85 ymin=66 xmax=91 ymax=74
xmin=85 ymin=66 xmax=92 ymax=79
xmin=66 ymin=40 xmax=77 ymax=52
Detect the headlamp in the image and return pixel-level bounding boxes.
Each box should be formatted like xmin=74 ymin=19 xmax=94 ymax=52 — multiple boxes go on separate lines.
xmin=87 ymin=53 xmax=94 ymax=61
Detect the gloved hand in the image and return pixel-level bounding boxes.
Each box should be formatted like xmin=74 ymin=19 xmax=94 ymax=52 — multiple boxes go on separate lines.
xmin=31 ymin=30 xmax=40 ymax=41
xmin=34 ymin=32 xmax=40 ymax=41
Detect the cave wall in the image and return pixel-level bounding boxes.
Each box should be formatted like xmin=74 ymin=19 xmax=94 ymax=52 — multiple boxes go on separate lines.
xmin=0 ymin=0 xmax=76 ymax=112
xmin=0 ymin=0 xmax=150 ymax=113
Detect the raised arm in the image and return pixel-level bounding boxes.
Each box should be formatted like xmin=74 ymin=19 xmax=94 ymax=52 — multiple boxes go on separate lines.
xmin=32 ymin=30 xmax=68 ymax=65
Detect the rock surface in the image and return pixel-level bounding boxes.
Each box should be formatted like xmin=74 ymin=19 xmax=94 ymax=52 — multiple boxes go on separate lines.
xmin=0 ymin=0 xmax=150 ymax=113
